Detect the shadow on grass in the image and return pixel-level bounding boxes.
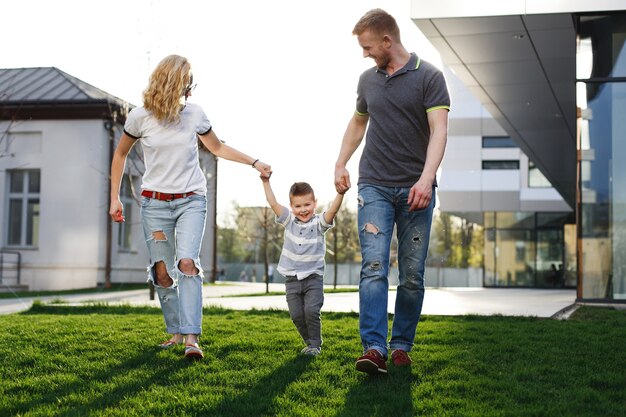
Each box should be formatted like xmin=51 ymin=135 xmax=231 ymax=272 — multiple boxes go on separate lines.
xmin=21 ymin=303 xmax=362 ymax=321
xmin=335 ymin=366 xmax=417 ymax=417
xmin=21 ymin=302 xmax=164 ymax=316
xmin=203 ymin=356 xmax=312 ymax=416
xmin=4 ymin=344 xmax=193 ymax=417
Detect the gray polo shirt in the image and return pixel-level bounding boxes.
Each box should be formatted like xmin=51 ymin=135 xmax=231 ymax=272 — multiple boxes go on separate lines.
xmin=275 ymin=207 xmax=334 ymax=280
xmin=356 ymin=53 xmax=450 ymax=187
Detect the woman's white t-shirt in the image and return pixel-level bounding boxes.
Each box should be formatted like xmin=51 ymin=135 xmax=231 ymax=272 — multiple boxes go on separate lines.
xmin=124 ymin=103 xmax=212 ymax=195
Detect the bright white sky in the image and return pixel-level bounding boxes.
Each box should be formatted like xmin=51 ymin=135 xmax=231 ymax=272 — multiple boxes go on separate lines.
xmin=2 ymin=0 xmax=442 ymax=226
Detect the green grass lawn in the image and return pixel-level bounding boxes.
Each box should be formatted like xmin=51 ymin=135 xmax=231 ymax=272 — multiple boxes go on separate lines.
xmin=1 ymin=304 xmax=624 ymax=417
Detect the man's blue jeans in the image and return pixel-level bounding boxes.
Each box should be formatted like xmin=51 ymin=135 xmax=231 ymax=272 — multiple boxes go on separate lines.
xmin=357 ymin=184 xmax=435 ymax=358
xmin=141 ymin=194 xmax=207 ymax=335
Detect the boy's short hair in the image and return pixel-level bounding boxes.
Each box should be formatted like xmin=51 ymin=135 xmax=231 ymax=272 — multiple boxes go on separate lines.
xmin=289 ymin=182 xmax=315 ymax=199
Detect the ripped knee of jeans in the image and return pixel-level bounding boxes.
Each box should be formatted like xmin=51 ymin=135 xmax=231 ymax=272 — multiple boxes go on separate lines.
xmin=150 ymin=230 xmax=167 ymax=242
xmin=365 ymin=260 xmax=383 ymax=271
xmin=176 ymin=258 xmax=204 ymax=279
xmin=362 ymin=223 xmax=380 ymax=235
xmin=148 ymin=260 xmax=176 ymax=288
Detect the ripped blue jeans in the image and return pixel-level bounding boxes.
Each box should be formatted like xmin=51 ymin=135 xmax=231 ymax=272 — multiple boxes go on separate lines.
xmin=141 ymin=193 xmax=207 ymax=335
xmin=357 ymin=184 xmax=435 ymax=358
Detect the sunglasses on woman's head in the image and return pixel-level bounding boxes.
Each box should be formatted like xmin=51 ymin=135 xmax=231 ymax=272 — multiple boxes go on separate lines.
xmin=183 ymin=74 xmax=196 ymax=96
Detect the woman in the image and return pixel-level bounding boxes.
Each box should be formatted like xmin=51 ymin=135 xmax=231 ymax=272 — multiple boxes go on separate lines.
xmin=109 ymin=54 xmax=271 ymax=359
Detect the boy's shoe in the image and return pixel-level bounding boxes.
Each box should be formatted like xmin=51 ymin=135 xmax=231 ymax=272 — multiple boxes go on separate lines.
xmin=300 ymin=346 xmax=321 ymax=356
xmin=184 ymin=343 xmax=204 ymax=360
xmin=355 ymin=349 xmax=388 ymax=375
xmin=391 ymin=349 xmax=412 ymax=367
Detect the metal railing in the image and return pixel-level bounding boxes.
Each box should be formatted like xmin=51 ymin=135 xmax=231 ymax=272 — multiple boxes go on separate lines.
xmin=0 ymin=250 xmax=21 ymax=286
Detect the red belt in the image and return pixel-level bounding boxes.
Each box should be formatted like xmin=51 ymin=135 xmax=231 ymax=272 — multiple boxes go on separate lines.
xmin=141 ymin=190 xmax=195 ymax=201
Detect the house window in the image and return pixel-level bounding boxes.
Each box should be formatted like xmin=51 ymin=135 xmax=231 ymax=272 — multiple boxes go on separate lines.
xmin=482 ymin=160 xmax=520 ymax=170
xmin=528 ymin=160 xmax=551 ymax=188
xmin=482 ymin=136 xmax=517 ymax=148
xmin=118 ymin=175 xmax=134 ymax=250
xmin=6 ymin=169 xmax=40 ymax=247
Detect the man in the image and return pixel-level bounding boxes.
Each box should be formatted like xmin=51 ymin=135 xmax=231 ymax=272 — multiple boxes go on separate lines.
xmin=334 ymin=9 xmax=450 ymax=375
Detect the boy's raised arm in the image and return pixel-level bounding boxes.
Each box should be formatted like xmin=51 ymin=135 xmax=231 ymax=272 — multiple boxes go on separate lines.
xmin=323 ymin=191 xmax=346 ymax=225
xmin=261 ymin=177 xmax=285 ymax=217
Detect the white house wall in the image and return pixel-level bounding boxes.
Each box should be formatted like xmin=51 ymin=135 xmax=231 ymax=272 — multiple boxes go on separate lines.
xmin=1 ymin=119 xmax=218 ymax=291
xmin=1 ymin=119 xmax=108 ymax=290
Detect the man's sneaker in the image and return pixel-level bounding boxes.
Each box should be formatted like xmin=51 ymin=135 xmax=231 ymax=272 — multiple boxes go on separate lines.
xmin=300 ymin=346 xmax=321 ymax=356
xmin=355 ymin=349 xmax=388 ymax=375
xmin=391 ymin=349 xmax=412 ymax=366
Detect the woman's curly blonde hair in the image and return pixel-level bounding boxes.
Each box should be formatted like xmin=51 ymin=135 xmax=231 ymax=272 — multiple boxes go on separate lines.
xmin=143 ymin=54 xmax=192 ymax=124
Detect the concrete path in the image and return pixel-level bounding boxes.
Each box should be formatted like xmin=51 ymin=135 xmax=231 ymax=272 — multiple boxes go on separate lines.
xmin=0 ymin=282 xmax=577 ymax=318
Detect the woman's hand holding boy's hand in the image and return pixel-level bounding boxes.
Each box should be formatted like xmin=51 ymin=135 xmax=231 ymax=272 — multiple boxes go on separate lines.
xmin=254 ymin=160 xmax=272 ymax=179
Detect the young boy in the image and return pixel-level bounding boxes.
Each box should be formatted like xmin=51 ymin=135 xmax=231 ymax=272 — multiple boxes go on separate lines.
xmin=261 ymin=176 xmax=347 ymax=356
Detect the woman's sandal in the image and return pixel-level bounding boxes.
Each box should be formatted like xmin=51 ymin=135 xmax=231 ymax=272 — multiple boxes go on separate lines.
xmin=184 ymin=343 xmax=204 ymax=360
xmin=159 ymin=339 xmax=182 ymax=349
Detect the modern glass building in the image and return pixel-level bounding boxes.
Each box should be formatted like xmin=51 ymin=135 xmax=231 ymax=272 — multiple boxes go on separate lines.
xmin=411 ymin=0 xmax=626 ymax=301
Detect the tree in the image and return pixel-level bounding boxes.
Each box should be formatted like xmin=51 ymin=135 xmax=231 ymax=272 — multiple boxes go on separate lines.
xmin=432 ymin=211 xmax=455 ymax=267
xmin=217 ymin=227 xmax=245 ymax=262
xmin=430 ymin=211 xmax=483 ymax=268
xmin=235 ymin=205 xmax=283 ymax=293
xmin=327 ymin=203 xmax=359 ymax=288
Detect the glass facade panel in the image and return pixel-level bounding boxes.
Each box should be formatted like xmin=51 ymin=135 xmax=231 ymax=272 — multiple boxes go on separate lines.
xmin=484 ymin=227 xmax=496 ymax=286
xmin=495 ymin=230 xmax=535 ymax=287
xmin=610 ymin=82 xmax=626 ymax=299
xmin=496 ymin=212 xmax=535 ymax=229
xmin=579 ymin=14 xmax=626 ymax=78
xmin=484 ymin=212 xmax=495 ymax=228
xmin=482 ymin=136 xmax=517 ymax=148
xmin=537 ymin=212 xmax=573 ymax=228
xmin=578 ymin=12 xmax=626 ymax=300
xmin=483 ymin=212 xmax=568 ymax=288
xmin=536 ymin=230 xmax=564 ymax=288
xmin=482 ymin=160 xmax=520 ymax=170
xmin=563 ymin=224 xmax=578 ymax=288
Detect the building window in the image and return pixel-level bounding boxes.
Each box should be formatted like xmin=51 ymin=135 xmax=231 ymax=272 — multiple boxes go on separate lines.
xmin=482 ymin=136 xmax=517 ymax=148
xmin=482 ymin=160 xmax=520 ymax=170
xmin=528 ymin=160 xmax=551 ymax=188
xmin=6 ymin=169 xmax=40 ymax=247
xmin=117 ymin=175 xmax=134 ymax=250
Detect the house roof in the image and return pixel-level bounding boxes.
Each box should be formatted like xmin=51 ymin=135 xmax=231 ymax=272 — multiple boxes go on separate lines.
xmin=0 ymin=67 xmax=132 ymax=121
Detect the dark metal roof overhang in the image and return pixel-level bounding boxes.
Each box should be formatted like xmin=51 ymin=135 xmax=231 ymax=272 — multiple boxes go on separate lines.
xmin=0 ymin=67 xmax=132 ymax=123
xmin=1 ymin=100 xmax=128 ymax=121
xmin=412 ymin=13 xmax=577 ymax=207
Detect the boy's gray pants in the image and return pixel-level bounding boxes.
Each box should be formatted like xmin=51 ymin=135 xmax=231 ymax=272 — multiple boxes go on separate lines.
xmin=285 ymin=274 xmax=324 ymax=348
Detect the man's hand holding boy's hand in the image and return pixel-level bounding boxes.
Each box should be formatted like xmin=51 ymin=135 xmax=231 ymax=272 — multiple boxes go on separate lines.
xmin=338 ymin=184 xmax=350 ymax=195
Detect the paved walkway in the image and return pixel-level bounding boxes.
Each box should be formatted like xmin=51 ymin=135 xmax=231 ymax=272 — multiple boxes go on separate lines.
xmin=0 ymin=282 xmax=577 ymax=318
